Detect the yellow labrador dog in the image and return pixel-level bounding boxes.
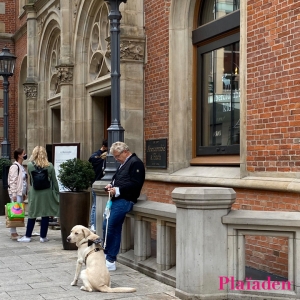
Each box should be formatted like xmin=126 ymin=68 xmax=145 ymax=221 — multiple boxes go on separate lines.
xmin=67 ymin=225 xmax=136 ymax=293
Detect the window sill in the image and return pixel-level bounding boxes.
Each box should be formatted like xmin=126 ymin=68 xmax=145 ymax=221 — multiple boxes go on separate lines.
xmin=190 ymin=155 xmax=240 ymax=166
xmin=145 ymin=166 xmax=300 ymax=193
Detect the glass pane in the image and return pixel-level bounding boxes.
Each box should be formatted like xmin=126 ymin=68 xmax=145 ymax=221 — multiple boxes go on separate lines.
xmin=199 ymin=0 xmax=240 ymax=26
xmin=201 ymin=42 xmax=240 ymax=147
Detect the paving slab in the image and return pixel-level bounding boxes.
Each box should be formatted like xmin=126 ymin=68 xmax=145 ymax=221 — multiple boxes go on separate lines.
xmin=0 ymin=216 xmax=179 ymax=300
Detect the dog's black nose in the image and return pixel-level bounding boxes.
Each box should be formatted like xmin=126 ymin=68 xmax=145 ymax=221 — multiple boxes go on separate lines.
xmin=66 ymin=237 xmax=70 ymax=242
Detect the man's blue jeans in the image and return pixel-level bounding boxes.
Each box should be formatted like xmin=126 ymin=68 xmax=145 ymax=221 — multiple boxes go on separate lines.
xmin=90 ymin=190 xmax=96 ymax=227
xmin=102 ymin=199 xmax=133 ymax=262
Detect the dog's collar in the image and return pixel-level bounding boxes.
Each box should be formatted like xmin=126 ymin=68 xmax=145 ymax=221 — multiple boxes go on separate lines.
xmin=78 ymin=240 xmax=88 ymax=246
xmin=84 ymin=247 xmax=101 ymax=264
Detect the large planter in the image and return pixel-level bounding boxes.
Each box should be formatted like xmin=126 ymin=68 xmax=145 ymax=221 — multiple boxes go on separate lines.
xmin=59 ymin=191 xmax=90 ymax=250
xmin=0 ymin=180 xmax=11 ymax=215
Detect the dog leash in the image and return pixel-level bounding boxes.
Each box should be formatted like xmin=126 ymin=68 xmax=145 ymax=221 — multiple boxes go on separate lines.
xmin=103 ymin=191 xmax=111 ymax=250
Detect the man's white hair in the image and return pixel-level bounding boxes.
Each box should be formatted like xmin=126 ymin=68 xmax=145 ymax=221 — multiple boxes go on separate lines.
xmin=110 ymin=142 xmax=130 ymax=154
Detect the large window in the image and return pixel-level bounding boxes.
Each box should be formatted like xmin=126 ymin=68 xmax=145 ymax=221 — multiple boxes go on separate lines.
xmin=193 ymin=0 xmax=240 ymax=156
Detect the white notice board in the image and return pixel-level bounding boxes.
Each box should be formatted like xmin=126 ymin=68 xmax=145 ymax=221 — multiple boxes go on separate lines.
xmin=52 ymin=143 xmax=80 ymax=192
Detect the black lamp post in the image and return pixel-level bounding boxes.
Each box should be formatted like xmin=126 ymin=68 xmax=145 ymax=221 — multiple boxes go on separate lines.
xmin=0 ymin=47 xmax=16 ymax=159
xmin=102 ymin=0 xmax=126 ymax=180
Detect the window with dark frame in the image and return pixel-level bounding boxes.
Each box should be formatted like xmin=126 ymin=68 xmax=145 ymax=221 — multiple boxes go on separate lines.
xmin=193 ymin=0 xmax=240 ymax=156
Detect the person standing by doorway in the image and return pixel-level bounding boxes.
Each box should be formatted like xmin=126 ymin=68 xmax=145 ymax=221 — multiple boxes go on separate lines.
xmin=88 ymin=139 xmax=108 ymax=232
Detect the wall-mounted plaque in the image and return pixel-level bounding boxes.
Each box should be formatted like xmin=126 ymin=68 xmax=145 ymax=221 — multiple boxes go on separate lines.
xmin=146 ymin=139 xmax=167 ymax=168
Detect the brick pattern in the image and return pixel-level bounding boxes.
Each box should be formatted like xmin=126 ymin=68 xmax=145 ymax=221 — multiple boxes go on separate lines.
xmin=247 ymin=0 xmax=300 ymax=172
xmin=0 ymin=0 xmax=27 ymax=157
xmin=0 ymin=42 xmax=17 ymax=158
xmin=0 ymin=0 xmax=15 ymax=33
xmin=245 ymin=235 xmax=288 ymax=279
xmin=144 ymin=0 xmax=171 ymax=145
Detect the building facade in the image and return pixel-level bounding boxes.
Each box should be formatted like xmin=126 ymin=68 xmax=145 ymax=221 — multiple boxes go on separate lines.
xmin=1 ymin=0 xmax=300 ymax=279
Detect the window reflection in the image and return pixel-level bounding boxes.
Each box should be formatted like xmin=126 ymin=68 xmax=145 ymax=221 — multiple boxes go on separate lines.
xmin=199 ymin=0 xmax=240 ymax=25
xmin=202 ymin=42 xmax=240 ymax=147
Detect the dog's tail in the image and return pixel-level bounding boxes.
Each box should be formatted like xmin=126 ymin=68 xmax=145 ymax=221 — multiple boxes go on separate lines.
xmin=99 ymin=285 xmax=136 ymax=293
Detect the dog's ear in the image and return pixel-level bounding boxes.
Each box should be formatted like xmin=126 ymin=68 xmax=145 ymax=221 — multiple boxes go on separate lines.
xmin=82 ymin=227 xmax=91 ymax=238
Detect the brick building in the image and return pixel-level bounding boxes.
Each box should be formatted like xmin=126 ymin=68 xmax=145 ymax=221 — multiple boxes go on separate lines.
xmin=1 ymin=0 xmax=299 ymax=280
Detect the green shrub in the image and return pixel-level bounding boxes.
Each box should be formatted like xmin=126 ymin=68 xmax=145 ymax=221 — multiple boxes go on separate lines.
xmin=0 ymin=158 xmax=12 ymax=179
xmin=57 ymin=158 xmax=95 ymax=192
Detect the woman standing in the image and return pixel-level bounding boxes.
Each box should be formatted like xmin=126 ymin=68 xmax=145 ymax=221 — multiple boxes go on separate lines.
xmin=8 ymin=148 xmax=28 ymax=240
xmin=18 ymin=146 xmax=59 ymax=243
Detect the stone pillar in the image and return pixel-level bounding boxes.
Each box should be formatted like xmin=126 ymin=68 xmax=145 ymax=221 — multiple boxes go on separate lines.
xmin=23 ymin=4 xmax=38 ymax=155
xmin=23 ymin=83 xmax=38 ymax=154
xmin=59 ymin=1 xmax=74 ymax=143
xmin=172 ymin=187 xmax=236 ymax=300
xmin=134 ymin=215 xmax=151 ymax=262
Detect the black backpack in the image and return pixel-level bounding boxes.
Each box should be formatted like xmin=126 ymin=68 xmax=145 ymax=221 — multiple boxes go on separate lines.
xmin=31 ymin=163 xmax=51 ymax=190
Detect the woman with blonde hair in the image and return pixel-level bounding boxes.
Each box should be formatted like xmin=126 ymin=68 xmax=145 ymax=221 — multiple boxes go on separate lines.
xmin=18 ymin=146 xmax=59 ymax=243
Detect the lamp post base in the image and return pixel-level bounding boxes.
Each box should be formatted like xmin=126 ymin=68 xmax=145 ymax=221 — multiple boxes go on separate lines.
xmin=1 ymin=140 xmax=11 ymax=159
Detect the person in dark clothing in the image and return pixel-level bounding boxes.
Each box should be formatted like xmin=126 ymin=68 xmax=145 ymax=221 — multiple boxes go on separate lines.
xmin=88 ymin=139 xmax=108 ymax=232
xmin=103 ymin=141 xmax=145 ymax=271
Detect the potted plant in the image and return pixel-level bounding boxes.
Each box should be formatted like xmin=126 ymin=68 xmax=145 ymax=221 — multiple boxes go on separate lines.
xmin=0 ymin=158 xmax=12 ymax=215
xmin=57 ymin=158 xmax=95 ymax=250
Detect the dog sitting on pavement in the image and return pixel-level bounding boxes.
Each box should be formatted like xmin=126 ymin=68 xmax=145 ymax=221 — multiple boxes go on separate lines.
xmin=67 ymin=225 xmax=136 ymax=293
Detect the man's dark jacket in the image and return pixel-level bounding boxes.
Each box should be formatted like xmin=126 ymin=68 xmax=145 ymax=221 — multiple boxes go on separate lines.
xmin=111 ymin=153 xmax=145 ymax=203
xmin=89 ymin=149 xmax=106 ymax=183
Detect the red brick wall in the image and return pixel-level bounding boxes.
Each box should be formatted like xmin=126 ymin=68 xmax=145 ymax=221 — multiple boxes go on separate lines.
xmin=0 ymin=0 xmax=16 ymax=33
xmin=247 ymin=0 xmax=300 ymax=172
xmin=245 ymin=235 xmax=288 ymax=279
xmin=144 ymin=0 xmax=171 ymax=145
xmin=0 ymin=0 xmax=17 ymax=157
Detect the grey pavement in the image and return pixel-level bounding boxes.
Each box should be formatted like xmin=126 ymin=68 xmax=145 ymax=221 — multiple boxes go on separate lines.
xmin=0 ymin=215 xmax=179 ymax=300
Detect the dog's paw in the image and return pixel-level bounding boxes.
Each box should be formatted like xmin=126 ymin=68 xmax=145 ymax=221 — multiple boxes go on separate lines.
xmin=80 ymin=286 xmax=92 ymax=292
xmin=71 ymin=280 xmax=77 ymax=286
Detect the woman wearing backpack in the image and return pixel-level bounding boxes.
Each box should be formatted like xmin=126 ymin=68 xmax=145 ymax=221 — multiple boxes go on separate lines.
xmin=18 ymin=146 xmax=59 ymax=243
xmin=8 ymin=148 xmax=28 ymax=240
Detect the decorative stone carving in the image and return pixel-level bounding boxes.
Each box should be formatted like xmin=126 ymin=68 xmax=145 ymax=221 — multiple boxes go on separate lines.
xmin=73 ymin=0 xmax=79 ymax=18
xmin=37 ymin=16 xmax=45 ymax=35
xmin=23 ymin=83 xmax=38 ymax=99
xmin=56 ymin=65 xmax=74 ymax=85
xmin=106 ymin=39 xmax=145 ymax=61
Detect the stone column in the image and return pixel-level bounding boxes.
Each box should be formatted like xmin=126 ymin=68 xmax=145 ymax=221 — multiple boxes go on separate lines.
xmin=55 ymin=64 xmax=74 ymax=142
xmin=23 ymin=4 xmax=38 ymax=155
xmin=59 ymin=0 xmax=74 ymax=142
xmin=172 ymin=187 xmax=236 ymax=300
xmin=23 ymin=83 xmax=38 ymax=154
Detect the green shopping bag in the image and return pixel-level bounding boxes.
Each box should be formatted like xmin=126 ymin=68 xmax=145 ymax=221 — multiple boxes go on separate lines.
xmin=6 ymin=202 xmax=25 ymax=220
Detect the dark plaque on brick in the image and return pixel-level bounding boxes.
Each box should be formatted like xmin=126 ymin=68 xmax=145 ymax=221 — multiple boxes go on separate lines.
xmin=146 ymin=139 xmax=167 ymax=168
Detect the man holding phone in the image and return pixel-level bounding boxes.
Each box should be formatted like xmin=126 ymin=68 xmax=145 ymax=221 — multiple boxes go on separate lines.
xmin=103 ymin=141 xmax=145 ymax=271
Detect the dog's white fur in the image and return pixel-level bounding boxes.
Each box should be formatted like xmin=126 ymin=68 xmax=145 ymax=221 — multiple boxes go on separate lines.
xmin=67 ymin=225 xmax=136 ymax=293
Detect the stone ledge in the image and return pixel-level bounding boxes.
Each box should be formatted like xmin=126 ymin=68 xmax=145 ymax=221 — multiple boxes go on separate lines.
xmin=222 ymin=210 xmax=300 ymax=227
xmin=130 ymin=199 xmax=176 ymax=220
xmin=146 ymin=166 xmax=300 ymax=193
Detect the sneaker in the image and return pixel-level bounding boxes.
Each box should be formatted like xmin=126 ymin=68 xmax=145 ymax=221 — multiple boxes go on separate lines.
xmin=40 ymin=237 xmax=49 ymax=243
xmin=90 ymin=225 xmax=96 ymax=233
xmin=17 ymin=236 xmax=31 ymax=243
xmin=106 ymin=260 xmax=116 ymax=271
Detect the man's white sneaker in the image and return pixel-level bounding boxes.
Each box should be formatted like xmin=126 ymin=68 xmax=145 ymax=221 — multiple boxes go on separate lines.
xmin=17 ymin=236 xmax=31 ymax=243
xmin=40 ymin=237 xmax=49 ymax=243
xmin=106 ymin=260 xmax=116 ymax=271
